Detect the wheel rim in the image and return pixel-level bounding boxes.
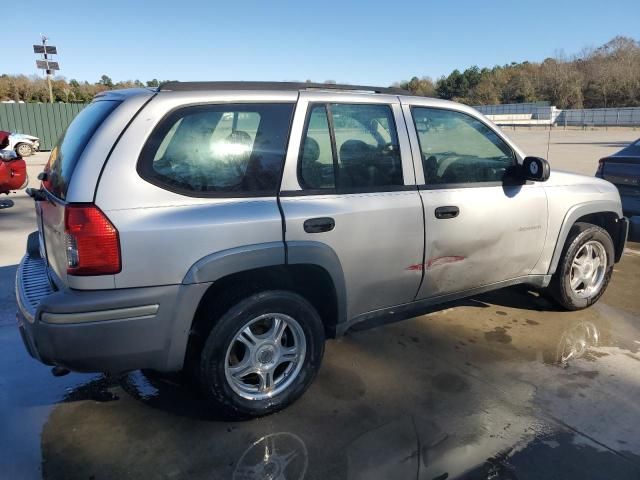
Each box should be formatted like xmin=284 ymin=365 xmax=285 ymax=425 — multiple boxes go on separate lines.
xmin=224 ymin=313 xmax=306 ymax=401
xmin=569 ymin=240 xmax=607 ymax=299
xmin=17 ymin=144 xmax=31 ymax=156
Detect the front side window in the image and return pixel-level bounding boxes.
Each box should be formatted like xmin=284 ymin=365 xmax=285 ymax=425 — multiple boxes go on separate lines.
xmin=139 ymin=103 xmax=294 ymax=195
xmin=411 ymin=107 xmax=515 ymax=185
xmin=299 ymin=103 xmax=403 ymax=190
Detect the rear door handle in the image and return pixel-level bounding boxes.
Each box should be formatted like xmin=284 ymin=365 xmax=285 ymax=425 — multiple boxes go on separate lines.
xmin=434 ymin=206 xmax=459 ymax=219
xmin=304 ymin=217 xmax=335 ymax=233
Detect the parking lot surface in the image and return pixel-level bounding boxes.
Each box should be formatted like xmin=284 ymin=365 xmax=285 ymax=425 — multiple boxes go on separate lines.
xmin=1 ymin=133 xmax=639 ymax=479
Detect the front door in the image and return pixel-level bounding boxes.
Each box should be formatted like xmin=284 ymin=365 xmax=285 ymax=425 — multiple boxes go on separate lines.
xmin=279 ymin=92 xmax=424 ymax=320
xmin=404 ymin=105 xmax=548 ymax=299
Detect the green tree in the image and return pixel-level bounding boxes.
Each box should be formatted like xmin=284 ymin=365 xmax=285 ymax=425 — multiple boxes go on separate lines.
xmin=99 ymin=74 xmax=113 ymax=87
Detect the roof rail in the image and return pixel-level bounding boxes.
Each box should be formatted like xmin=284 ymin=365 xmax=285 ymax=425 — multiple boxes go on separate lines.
xmin=158 ymin=81 xmax=409 ymax=95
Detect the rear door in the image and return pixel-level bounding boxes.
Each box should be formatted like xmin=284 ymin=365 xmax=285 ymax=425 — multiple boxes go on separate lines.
xmin=403 ymin=103 xmax=548 ymax=299
xmin=279 ymin=91 xmax=424 ymax=320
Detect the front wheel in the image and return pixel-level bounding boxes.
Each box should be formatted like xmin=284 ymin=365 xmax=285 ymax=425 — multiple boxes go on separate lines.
xmin=198 ymin=290 xmax=325 ymax=418
xmin=548 ymin=223 xmax=614 ymax=310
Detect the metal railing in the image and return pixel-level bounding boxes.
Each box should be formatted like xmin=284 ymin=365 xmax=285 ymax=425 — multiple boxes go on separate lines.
xmin=475 ymin=103 xmax=640 ymax=127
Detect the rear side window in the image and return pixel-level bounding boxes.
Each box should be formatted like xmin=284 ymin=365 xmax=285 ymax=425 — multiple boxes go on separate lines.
xmin=299 ymin=105 xmax=335 ymax=189
xmin=138 ymin=103 xmax=294 ymax=196
xmin=44 ymin=100 xmax=121 ymax=200
xmin=299 ymin=103 xmax=403 ymax=191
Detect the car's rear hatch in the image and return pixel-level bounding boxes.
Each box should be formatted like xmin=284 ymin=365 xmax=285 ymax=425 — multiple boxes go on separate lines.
xmin=38 ymin=99 xmax=123 ymax=286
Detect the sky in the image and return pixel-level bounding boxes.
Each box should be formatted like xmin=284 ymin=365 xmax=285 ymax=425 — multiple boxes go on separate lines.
xmin=4 ymin=0 xmax=639 ymax=86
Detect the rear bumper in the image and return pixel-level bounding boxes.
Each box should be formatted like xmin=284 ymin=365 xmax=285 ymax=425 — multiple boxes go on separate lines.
xmin=15 ymin=247 xmax=210 ymax=373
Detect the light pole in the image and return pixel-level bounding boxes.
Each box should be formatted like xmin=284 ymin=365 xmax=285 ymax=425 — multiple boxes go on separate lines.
xmin=33 ymin=35 xmax=60 ymax=103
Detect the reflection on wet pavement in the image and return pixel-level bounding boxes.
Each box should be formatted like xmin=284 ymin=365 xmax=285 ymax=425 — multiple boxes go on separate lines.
xmin=233 ymin=432 xmax=308 ymax=480
xmin=1 ymin=249 xmax=639 ymax=479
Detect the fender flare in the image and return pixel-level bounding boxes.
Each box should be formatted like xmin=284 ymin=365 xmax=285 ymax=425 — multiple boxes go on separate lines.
xmin=548 ymin=200 xmax=623 ymax=275
xmin=286 ymin=241 xmax=348 ymax=330
xmin=182 ymin=242 xmax=285 ymax=284
xmin=182 ymin=240 xmax=348 ymax=332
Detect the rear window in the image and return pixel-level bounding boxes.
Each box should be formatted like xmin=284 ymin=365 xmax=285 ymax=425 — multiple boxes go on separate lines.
xmin=44 ymin=100 xmax=121 ymax=200
xmin=137 ymin=103 xmax=294 ymax=196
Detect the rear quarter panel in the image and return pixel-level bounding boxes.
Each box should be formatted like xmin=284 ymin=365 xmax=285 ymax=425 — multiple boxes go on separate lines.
xmin=95 ymin=90 xmax=297 ymax=289
xmin=66 ymin=91 xmax=155 ymax=202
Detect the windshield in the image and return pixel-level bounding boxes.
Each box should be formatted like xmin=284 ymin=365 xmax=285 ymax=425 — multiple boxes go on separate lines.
xmin=43 ymin=100 xmax=121 ymax=200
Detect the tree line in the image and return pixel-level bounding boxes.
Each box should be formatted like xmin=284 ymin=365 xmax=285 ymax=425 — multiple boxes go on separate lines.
xmin=396 ymin=36 xmax=640 ymax=108
xmin=1 ymin=36 xmax=639 ymax=108
xmin=0 ymin=75 xmax=171 ymax=103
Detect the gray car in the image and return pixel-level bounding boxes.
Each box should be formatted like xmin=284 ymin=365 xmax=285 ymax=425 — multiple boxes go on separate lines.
xmin=16 ymin=82 xmax=628 ymax=418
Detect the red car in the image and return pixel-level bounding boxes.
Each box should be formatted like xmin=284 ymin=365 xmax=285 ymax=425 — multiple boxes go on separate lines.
xmin=0 ymin=131 xmax=28 ymax=209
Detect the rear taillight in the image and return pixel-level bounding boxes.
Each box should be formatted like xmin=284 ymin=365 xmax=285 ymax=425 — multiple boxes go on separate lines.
xmin=64 ymin=204 xmax=121 ymax=276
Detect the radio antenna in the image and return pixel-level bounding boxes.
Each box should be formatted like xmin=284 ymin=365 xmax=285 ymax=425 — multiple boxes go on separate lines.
xmin=546 ymin=122 xmax=552 ymax=160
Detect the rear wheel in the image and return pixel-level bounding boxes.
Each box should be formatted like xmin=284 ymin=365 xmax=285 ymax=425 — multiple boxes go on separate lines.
xmin=198 ymin=290 xmax=325 ymax=418
xmin=15 ymin=143 xmax=33 ymax=157
xmin=548 ymin=222 xmax=614 ymax=310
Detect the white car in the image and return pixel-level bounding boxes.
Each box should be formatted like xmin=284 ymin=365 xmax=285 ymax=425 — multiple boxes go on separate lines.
xmin=8 ymin=133 xmax=40 ymax=156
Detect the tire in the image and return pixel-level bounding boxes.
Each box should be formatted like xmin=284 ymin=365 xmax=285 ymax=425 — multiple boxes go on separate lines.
xmin=198 ymin=290 xmax=325 ymax=418
xmin=548 ymin=222 xmax=614 ymax=310
xmin=15 ymin=143 xmax=33 ymax=157
xmin=0 ymin=198 xmax=15 ymax=210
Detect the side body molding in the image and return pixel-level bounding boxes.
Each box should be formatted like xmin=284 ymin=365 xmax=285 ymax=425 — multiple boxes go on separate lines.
xmin=547 ymin=200 xmax=624 ymax=275
xmin=286 ymin=241 xmax=348 ymax=330
xmin=182 ymin=242 xmax=285 ymax=284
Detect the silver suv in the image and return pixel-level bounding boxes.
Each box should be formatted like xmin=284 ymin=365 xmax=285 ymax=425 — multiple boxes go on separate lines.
xmin=16 ymin=82 xmax=628 ymax=417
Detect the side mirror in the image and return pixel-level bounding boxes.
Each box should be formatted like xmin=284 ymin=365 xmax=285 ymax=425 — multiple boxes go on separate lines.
xmin=522 ymin=156 xmax=550 ymax=182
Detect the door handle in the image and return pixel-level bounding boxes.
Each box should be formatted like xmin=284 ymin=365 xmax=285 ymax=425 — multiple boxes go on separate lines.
xmin=434 ymin=206 xmax=459 ymax=219
xmin=304 ymin=217 xmax=335 ymax=233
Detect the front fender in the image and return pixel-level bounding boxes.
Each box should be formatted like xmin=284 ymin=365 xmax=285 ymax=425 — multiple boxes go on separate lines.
xmin=548 ymin=200 xmax=624 ymax=274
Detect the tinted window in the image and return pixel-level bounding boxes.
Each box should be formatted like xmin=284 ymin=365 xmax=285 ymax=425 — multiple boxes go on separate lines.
xmin=299 ymin=105 xmax=335 ymax=189
xmin=44 ymin=100 xmax=121 ymax=199
xmin=299 ymin=103 xmax=403 ymax=191
xmin=412 ymin=107 xmax=515 ymax=185
xmin=139 ymin=103 xmax=294 ymax=195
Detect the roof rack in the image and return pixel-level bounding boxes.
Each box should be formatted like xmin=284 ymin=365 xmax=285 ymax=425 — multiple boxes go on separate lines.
xmin=158 ymin=81 xmax=409 ymax=95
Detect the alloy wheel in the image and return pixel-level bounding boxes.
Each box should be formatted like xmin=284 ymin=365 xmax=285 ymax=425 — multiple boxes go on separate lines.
xmin=224 ymin=313 xmax=306 ymax=400
xmin=569 ymin=240 xmax=607 ymax=299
